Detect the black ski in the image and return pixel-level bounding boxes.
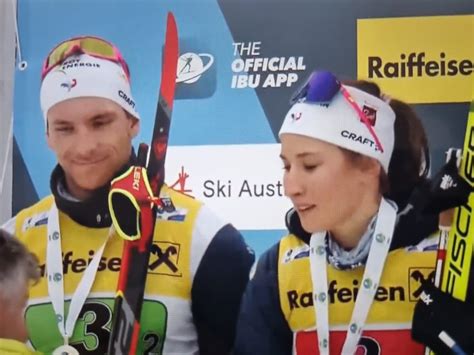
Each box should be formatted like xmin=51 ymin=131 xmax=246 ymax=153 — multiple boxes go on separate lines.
xmin=107 ymin=12 xmax=179 ymax=355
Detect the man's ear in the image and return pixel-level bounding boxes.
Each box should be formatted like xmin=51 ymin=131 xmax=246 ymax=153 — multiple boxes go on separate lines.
xmin=45 ymin=122 xmax=53 ymax=149
xmin=129 ymin=114 xmax=140 ymax=138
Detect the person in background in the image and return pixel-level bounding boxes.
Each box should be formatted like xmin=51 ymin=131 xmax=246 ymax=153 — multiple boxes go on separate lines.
xmin=0 ymin=229 xmax=41 ymax=355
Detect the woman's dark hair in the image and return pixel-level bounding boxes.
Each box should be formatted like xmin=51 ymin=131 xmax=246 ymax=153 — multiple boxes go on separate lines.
xmin=342 ymin=79 xmax=430 ymax=207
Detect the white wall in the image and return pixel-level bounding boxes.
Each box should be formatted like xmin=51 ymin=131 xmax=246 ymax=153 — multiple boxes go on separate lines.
xmin=0 ymin=0 xmax=16 ymax=223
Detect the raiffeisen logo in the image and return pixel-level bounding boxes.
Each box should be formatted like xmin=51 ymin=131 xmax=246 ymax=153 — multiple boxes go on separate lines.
xmin=368 ymin=52 xmax=473 ymax=79
xmin=357 ymin=15 xmax=473 ymax=103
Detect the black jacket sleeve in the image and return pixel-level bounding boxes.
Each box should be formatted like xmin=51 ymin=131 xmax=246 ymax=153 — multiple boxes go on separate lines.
xmin=191 ymin=223 xmax=255 ymax=354
xmin=234 ymin=243 xmax=293 ymax=355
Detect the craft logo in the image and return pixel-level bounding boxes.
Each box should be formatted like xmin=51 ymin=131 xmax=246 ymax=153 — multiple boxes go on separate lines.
xmin=148 ymin=242 xmax=182 ymax=277
xmin=408 ymin=267 xmax=435 ymax=301
xmin=357 ymin=15 xmax=473 ymax=103
xmin=341 ymin=130 xmax=378 ymax=151
xmin=118 ymin=90 xmax=135 ymax=108
xmin=231 ymin=41 xmax=306 ymax=89
xmin=175 ymin=39 xmax=216 ymax=99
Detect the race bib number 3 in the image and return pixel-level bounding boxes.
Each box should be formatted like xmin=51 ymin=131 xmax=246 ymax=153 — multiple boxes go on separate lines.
xmin=26 ymin=298 xmax=168 ymax=354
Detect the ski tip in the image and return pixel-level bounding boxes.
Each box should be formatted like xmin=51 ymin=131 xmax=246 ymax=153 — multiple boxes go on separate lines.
xmin=166 ymin=12 xmax=178 ymax=45
xmin=161 ymin=10 xmax=179 ymax=108
xmin=167 ymin=11 xmax=177 ymax=27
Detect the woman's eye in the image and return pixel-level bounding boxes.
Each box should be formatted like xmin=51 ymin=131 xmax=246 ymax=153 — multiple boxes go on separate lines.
xmin=304 ymin=165 xmax=318 ymax=171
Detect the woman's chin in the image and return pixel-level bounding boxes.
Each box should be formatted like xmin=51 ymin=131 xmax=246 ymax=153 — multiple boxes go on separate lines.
xmin=299 ymin=219 xmax=325 ymax=234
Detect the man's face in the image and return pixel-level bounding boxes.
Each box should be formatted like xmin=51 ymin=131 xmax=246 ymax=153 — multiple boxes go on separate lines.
xmin=0 ymin=284 xmax=29 ymax=342
xmin=47 ymin=97 xmax=139 ymax=200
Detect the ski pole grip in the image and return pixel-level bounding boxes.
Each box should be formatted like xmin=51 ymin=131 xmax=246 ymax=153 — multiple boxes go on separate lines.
xmin=137 ymin=143 xmax=150 ymax=168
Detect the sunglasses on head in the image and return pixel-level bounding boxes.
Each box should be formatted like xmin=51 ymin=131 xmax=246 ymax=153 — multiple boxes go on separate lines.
xmin=291 ymin=70 xmax=384 ymax=153
xmin=41 ymin=36 xmax=130 ymax=81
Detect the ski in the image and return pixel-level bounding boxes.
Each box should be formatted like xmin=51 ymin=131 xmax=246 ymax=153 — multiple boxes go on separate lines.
xmin=107 ymin=12 xmax=179 ymax=355
xmin=424 ymin=148 xmax=461 ymax=355
xmin=441 ymin=96 xmax=474 ymax=301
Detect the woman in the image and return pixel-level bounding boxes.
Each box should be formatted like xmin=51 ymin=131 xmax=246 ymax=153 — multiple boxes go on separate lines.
xmin=234 ymin=71 xmax=472 ymax=354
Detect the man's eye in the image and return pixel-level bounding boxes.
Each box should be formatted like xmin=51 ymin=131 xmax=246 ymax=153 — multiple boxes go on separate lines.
xmin=55 ymin=126 xmax=72 ymax=133
xmin=94 ymin=121 xmax=106 ymax=128
xmin=93 ymin=120 xmax=111 ymax=128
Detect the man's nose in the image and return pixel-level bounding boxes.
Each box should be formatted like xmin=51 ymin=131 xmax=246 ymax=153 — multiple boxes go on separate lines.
xmin=73 ymin=128 xmax=99 ymax=156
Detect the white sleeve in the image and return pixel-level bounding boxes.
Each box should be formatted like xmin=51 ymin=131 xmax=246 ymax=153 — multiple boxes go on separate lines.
xmin=190 ymin=204 xmax=226 ymax=279
xmin=1 ymin=217 xmax=16 ymax=234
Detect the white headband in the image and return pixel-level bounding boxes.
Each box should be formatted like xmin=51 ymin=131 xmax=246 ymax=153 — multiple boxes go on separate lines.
xmin=40 ymin=54 xmax=140 ymax=124
xmin=279 ymin=85 xmax=396 ymax=172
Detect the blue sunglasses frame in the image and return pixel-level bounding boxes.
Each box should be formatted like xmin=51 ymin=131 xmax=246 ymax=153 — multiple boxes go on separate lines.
xmin=290 ymin=71 xmax=384 ymax=153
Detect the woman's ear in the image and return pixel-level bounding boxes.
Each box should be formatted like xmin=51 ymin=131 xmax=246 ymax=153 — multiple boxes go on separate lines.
xmin=367 ymin=158 xmax=382 ymax=178
xmin=357 ymin=156 xmax=382 ymax=182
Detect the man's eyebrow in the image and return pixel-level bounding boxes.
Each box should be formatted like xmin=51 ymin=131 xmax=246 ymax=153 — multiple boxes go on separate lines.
xmin=49 ymin=119 xmax=73 ymax=126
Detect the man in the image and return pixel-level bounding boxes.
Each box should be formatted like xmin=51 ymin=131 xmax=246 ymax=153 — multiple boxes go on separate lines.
xmin=3 ymin=36 xmax=254 ymax=354
xmin=0 ymin=229 xmax=41 ymax=355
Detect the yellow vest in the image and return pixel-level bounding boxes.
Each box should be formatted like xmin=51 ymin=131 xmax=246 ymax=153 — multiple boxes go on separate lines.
xmin=0 ymin=339 xmax=42 ymax=355
xmin=13 ymin=185 xmax=216 ymax=354
xmin=278 ymin=233 xmax=436 ymax=354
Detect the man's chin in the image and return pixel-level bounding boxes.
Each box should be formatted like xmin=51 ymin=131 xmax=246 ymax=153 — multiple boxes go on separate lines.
xmin=70 ymin=176 xmax=112 ymax=195
xmin=78 ymin=178 xmax=110 ymax=191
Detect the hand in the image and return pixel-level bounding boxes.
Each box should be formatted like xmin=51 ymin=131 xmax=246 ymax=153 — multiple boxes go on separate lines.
xmin=411 ymin=282 xmax=474 ymax=354
xmin=420 ymin=149 xmax=472 ymax=215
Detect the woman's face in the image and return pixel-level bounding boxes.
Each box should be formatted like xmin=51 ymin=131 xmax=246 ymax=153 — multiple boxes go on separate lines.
xmin=280 ymin=134 xmax=376 ymax=234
